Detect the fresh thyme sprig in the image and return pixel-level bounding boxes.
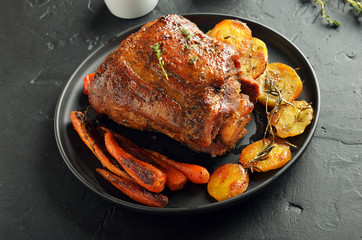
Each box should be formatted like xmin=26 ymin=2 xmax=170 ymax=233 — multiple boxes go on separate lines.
xmin=151 ymin=43 xmax=169 ymax=80
xmin=180 ymin=27 xmax=192 ymax=40
xmin=314 ymin=0 xmax=340 ymax=27
xmin=313 ymin=0 xmax=362 ymax=27
xmin=190 ymin=56 xmax=198 ymax=64
xmin=185 ymin=44 xmax=198 ymax=50
xmin=346 ymin=0 xmax=362 ymax=15
xmin=180 ymin=27 xmax=198 ymax=50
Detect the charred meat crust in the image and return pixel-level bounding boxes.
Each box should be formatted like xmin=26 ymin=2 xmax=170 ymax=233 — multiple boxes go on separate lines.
xmin=87 ymin=14 xmax=259 ymax=156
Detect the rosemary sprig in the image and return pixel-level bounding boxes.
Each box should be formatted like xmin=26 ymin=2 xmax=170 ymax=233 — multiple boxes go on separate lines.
xmin=249 ymin=139 xmax=275 ymax=173
xmin=262 ymin=73 xmax=297 ymax=141
xmin=264 ymin=74 xmax=294 ymax=108
xmin=246 ymin=69 xmax=302 ymax=172
xmin=295 ymin=103 xmax=313 ymax=122
xmin=253 ymin=140 xmax=275 ymax=162
xmin=151 ymin=43 xmax=169 ymax=80
xmin=314 ymin=0 xmax=340 ymax=27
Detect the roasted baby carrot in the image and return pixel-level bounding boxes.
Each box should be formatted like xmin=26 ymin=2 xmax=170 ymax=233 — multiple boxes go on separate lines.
xmin=70 ymin=111 xmax=168 ymax=207
xmin=104 ymin=132 xmax=167 ymax=193
xmin=70 ymin=111 xmax=130 ymax=179
xmin=98 ymin=126 xmax=188 ymax=191
xmin=146 ymin=150 xmax=210 ymax=184
xmin=96 ymin=169 xmax=168 ymax=208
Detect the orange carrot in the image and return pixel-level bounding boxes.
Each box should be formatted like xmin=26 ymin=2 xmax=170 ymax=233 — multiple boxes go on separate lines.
xmin=83 ymin=73 xmax=95 ymax=95
xmin=96 ymin=169 xmax=168 ymax=208
xmin=70 ymin=111 xmax=168 ymax=207
xmin=70 ymin=111 xmax=132 ymax=180
xmin=104 ymin=132 xmax=166 ymax=193
xmin=98 ymin=126 xmax=188 ymax=191
xmin=146 ymin=150 xmax=210 ymax=184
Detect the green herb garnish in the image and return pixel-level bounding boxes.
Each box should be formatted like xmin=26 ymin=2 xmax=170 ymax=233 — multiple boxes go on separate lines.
xmin=347 ymin=0 xmax=362 ymax=15
xmin=185 ymin=44 xmax=198 ymax=50
xmin=180 ymin=27 xmax=192 ymax=40
xmin=190 ymin=56 xmax=198 ymax=64
xmin=248 ymin=139 xmax=275 ymax=173
xmin=314 ymin=0 xmax=340 ymax=27
xmin=151 ymin=43 xmax=169 ymax=80
xmin=181 ymin=27 xmax=199 ymax=50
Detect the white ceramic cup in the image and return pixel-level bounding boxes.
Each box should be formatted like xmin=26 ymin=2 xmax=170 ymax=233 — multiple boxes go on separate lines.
xmin=104 ymin=0 xmax=159 ymax=19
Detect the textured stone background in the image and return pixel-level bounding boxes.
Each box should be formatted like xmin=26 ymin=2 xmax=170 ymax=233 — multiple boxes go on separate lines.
xmin=1 ymin=0 xmax=361 ymax=239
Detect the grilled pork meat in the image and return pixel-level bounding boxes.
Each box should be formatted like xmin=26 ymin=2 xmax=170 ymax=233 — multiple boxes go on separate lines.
xmin=87 ymin=14 xmax=259 ymax=156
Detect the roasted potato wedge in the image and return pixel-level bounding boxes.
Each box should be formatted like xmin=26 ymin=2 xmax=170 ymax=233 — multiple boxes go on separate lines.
xmin=256 ymin=63 xmax=303 ymax=108
xmin=269 ymin=100 xmax=314 ymax=138
xmin=239 ymin=138 xmax=291 ymax=172
xmin=207 ymin=19 xmax=252 ymax=55
xmin=207 ymin=164 xmax=249 ymax=202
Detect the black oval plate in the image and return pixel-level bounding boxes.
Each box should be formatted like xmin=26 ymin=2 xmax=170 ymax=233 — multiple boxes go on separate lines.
xmin=54 ymin=13 xmax=320 ymax=215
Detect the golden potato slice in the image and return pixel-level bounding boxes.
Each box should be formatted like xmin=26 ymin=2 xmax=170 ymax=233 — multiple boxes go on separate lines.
xmin=238 ymin=37 xmax=268 ymax=79
xmin=250 ymin=37 xmax=268 ymax=61
xmin=256 ymin=63 xmax=303 ymax=108
xmin=239 ymin=138 xmax=291 ymax=172
xmin=207 ymin=19 xmax=252 ymax=55
xmin=207 ymin=164 xmax=249 ymax=202
xmin=239 ymin=51 xmax=267 ymax=79
xmin=269 ymin=100 xmax=314 ymax=138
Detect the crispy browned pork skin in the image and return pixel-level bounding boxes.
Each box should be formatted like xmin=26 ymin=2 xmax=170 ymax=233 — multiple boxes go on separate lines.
xmin=87 ymin=14 xmax=259 ymax=156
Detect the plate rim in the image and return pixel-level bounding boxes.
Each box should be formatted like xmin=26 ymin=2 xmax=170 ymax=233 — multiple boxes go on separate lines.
xmin=54 ymin=12 xmax=320 ymax=215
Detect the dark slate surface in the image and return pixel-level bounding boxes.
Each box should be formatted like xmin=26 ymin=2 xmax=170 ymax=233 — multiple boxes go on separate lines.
xmin=1 ymin=0 xmax=361 ymax=239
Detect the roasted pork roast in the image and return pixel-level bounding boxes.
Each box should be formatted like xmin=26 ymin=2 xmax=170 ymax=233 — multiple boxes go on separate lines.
xmin=86 ymin=15 xmax=259 ymax=156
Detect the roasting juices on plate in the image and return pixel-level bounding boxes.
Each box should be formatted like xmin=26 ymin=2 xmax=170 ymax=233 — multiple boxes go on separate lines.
xmin=72 ymin=15 xmax=314 ymax=206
